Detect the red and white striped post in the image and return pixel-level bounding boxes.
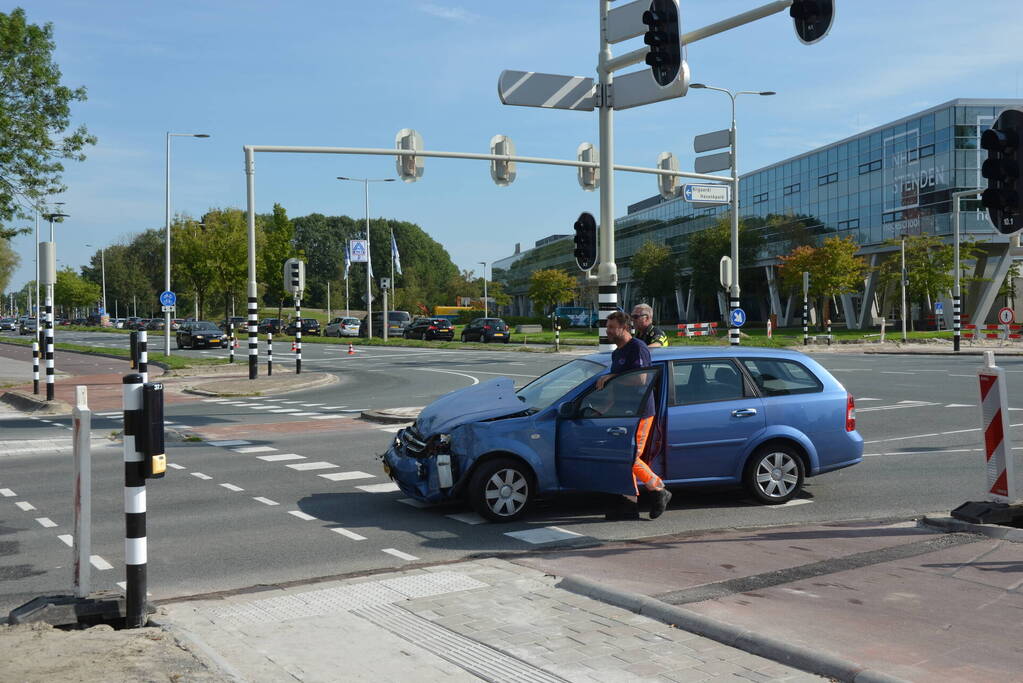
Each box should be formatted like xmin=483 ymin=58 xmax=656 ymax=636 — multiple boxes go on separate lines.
xmin=977 ymin=352 xmax=1016 ymax=503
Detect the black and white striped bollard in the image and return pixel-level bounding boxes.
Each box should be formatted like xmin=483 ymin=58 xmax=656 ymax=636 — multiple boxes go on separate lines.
xmin=267 ymin=331 xmax=273 ymax=376
xmin=555 ymin=318 xmax=560 ymax=352
xmin=826 ymin=319 xmax=832 ymax=346
xmin=121 ymin=373 xmax=147 ymax=628
xmin=228 ymin=323 xmax=234 ymax=363
xmin=45 ymin=298 xmax=54 ymax=400
xmin=803 ymin=298 xmax=809 ymax=346
xmin=953 ymin=293 xmax=961 ymax=352
xmin=32 ymin=339 xmax=39 ymax=394
xmin=598 ymin=284 xmax=617 ymax=352
xmin=294 ymin=299 xmax=302 ymax=375
xmin=729 ymin=295 xmax=740 ymax=346
xmin=248 ymin=295 xmax=258 ymax=380
xmin=138 ymin=330 xmax=148 ymax=384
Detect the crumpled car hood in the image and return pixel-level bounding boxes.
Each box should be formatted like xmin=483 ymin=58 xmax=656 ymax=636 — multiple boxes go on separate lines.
xmin=415 ymin=377 xmax=522 ymax=435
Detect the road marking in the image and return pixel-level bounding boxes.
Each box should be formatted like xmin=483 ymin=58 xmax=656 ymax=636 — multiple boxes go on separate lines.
xmin=287 ymin=461 xmax=338 ymax=471
xmin=58 ymin=534 xmax=73 ymax=547
xmin=289 ymin=412 xmax=323 ymax=417
xmin=880 ymin=371 xmax=916 ymax=375
xmin=504 ymin=526 xmax=583 ymax=544
xmin=191 ymin=472 xmax=213 ymax=480
xmin=220 ymin=483 xmax=244 ymax=492
xmin=96 ymin=411 xmax=123 ymax=416
xmin=319 ymin=471 xmax=374 ymax=482
xmin=218 ymin=401 xmax=247 ymax=406
xmin=949 ymin=374 xmax=974 ymax=377
xmin=858 ymin=401 xmax=940 ymax=412
xmin=279 ymin=400 xmax=303 ymax=404
xmin=259 ymin=453 xmax=305 ymax=462
xmin=310 ymin=414 xmax=348 ymax=420
xmin=357 ymin=483 xmax=401 ymax=493
xmin=381 ymin=548 xmax=418 ymax=561
xmin=332 ymin=527 xmax=367 ymax=541
xmin=90 ymin=555 xmax=113 ymax=571
xmin=253 ymin=496 xmax=279 ymax=506
xmin=270 ymin=408 xmax=300 ymax=413
xmin=15 ymin=501 xmax=36 ymax=511
xmin=856 ymin=397 xmax=882 ymax=401
xmin=945 ymin=404 xmax=975 ymax=408
xmin=168 ymin=463 xmax=186 ymax=470
xmin=411 ymin=367 xmax=480 ymax=386
xmin=300 ymin=403 xmax=324 ymax=407
xmin=35 ymin=517 xmax=57 ymax=528
xmin=0 ymin=488 xmax=15 ymax=497
xmin=208 ymin=440 xmax=251 ymax=447
xmin=375 ymin=425 xmax=409 ymax=433
xmin=319 ymin=406 xmax=347 ymax=410
xmin=765 ymin=499 xmax=813 ymax=508
xmin=864 ymin=448 xmax=981 ymax=457
xmin=339 ymin=408 xmax=368 ymax=413
xmin=249 ymin=405 xmax=277 ymax=410
xmin=233 ymin=446 xmax=277 ymax=454
xmin=202 ymin=399 xmax=229 ymax=403
xmin=446 ymin=512 xmax=487 ymax=525
xmin=288 ymin=510 xmax=317 ymax=521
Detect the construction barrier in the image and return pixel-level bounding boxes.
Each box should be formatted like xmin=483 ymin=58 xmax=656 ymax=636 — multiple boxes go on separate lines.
xmin=963 ymin=324 xmax=1020 ymax=341
xmin=676 ymin=322 xmax=719 ymax=337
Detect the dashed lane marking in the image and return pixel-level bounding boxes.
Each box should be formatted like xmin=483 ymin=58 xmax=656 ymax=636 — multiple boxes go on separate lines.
xmin=253 ymin=497 xmax=279 ymax=506
xmin=381 ymin=548 xmax=419 ymax=561
xmin=168 ymin=463 xmax=186 ymax=470
xmin=270 ymin=408 xmax=300 ymax=413
xmin=300 ymin=403 xmax=324 ymax=407
xmin=258 ymin=453 xmax=305 ymax=462
xmin=765 ymin=499 xmax=813 ymax=508
xmin=357 ymin=483 xmax=401 ymax=493
xmin=35 ymin=517 xmax=57 ymax=528
xmin=310 ymin=414 xmax=348 ymax=420
xmin=279 ymin=401 xmax=304 ymax=405
xmin=232 ymin=446 xmax=277 ymax=454
xmin=375 ymin=425 xmax=409 ymax=433
xmin=332 ymin=527 xmax=367 ymax=541
xmin=287 ymin=461 xmax=338 ymax=471
xmin=202 ymin=399 xmax=229 ymax=403
xmin=0 ymin=488 xmax=15 ymax=497
xmin=319 ymin=471 xmax=374 ymax=482
xmin=289 ymin=412 xmax=322 ymax=417
xmin=90 ymin=555 xmax=113 ymax=571
xmin=58 ymin=534 xmax=73 ymax=547
xmin=15 ymin=501 xmax=36 ymax=511
xmin=220 ymin=483 xmax=244 ymax=492
xmin=248 ymin=405 xmax=277 ymax=410
xmin=319 ymin=406 xmax=347 ymax=410
xmin=208 ymin=440 xmax=251 ymax=447
xmin=504 ymin=526 xmax=583 ymax=544
xmin=288 ymin=510 xmax=317 ymax=521
xmin=446 ymin=512 xmax=487 ymax=525
xmin=857 ymin=401 xmax=940 ymax=412
xmin=191 ymin=472 xmax=213 ymax=480
xmin=96 ymin=411 xmax=123 ymax=416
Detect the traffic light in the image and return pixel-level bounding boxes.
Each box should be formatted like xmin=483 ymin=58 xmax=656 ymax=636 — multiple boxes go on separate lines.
xmin=573 ymin=212 xmax=597 ymax=272
xmin=790 ymin=0 xmax=834 ymax=45
xmin=981 ymin=108 xmax=1023 ymax=235
xmin=642 ymin=0 xmax=682 ymax=88
xmin=395 ymin=128 xmax=424 ymax=183
xmin=283 ymin=258 xmax=305 ymax=297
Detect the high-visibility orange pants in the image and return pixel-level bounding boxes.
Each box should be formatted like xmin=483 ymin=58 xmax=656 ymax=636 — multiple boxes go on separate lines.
xmin=632 ymin=416 xmax=663 ymax=494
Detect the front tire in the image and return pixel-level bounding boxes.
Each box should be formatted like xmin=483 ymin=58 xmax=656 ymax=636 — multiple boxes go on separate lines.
xmin=468 ymin=457 xmax=533 ymax=522
xmin=743 ymin=444 xmax=805 ymax=504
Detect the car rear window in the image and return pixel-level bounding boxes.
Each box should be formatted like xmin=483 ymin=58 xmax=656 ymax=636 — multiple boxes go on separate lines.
xmin=741 ymin=358 xmax=823 ymax=396
xmin=388 ymin=312 xmax=410 ymax=322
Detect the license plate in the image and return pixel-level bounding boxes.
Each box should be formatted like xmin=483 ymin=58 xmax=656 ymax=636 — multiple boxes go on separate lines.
xmin=493 ymin=333 xmax=504 ymax=337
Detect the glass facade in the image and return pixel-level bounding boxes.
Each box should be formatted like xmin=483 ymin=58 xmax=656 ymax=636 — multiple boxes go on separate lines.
xmin=494 ymin=99 xmax=1023 ymax=316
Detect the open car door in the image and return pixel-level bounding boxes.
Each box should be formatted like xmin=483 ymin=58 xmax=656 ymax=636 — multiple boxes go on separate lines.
xmin=555 ymin=366 xmax=662 ymax=495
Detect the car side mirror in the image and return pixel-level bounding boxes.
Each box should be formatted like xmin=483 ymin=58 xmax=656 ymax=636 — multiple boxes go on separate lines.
xmin=557 ymin=401 xmax=576 ymax=419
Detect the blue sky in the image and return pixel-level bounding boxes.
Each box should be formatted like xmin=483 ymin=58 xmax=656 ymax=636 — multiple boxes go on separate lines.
xmin=6 ymin=0 xmax=1022 ymax=291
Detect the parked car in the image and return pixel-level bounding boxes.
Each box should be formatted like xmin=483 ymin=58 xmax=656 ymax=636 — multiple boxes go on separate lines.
xmin=176 ymin=321 xmax=229 ymax=349
xmin=285 ymin=318 xmax=321 ymax=336
xmin=325 ymin=316 xmax=361 ymax=337
xmin=169 ymin=318 xmax=186 ymax=331
xmin=19 ymin=318 xmax=39 ymax=335
xmin=219 ymin=316 xmax=247 ymax=332
xmin=146 ymin=318 xmax=165 ymax=331
xmin=258 ymin=318 xmax=282 ymax=334
xmin=460 ymin=317 xmax=510 ymax=343
xmin=0 ymin=317 xmax=16 ymax=331
xmin=383 ymin=347 xmax=863 ymax=522
xmin=403 ymin=317 xmax=455 ymax=341
xmin=72 ymin=318 xmax=89 ymax=326
xmin=359 ymin=310 xmax=412 ymax=338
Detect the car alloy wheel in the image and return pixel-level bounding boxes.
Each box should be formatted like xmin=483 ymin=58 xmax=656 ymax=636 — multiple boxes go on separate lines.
xmin=469 ymin=457 xmax=532 ymax=522
xmin=744 ymin=444 xmax=804 ymax=504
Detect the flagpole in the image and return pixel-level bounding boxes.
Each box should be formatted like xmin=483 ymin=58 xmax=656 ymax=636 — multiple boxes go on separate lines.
xmin=390 ymin=228 xmax=395 ymax=310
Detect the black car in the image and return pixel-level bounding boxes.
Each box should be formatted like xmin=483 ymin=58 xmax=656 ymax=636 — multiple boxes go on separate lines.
xmin=403 ymin=317 xmax=455 ymax=341
xmin=176 ymin=321 xmax=228 ymax=349
xmin=258 ymin=318 xmax=282 ymax=334
xmin=284 ymin=318 xmax=321 ymax=336
xmin=219 ymin=316 xmax=247 ymax=332
xmin=460 ymin=317 xmax=510 ymax=343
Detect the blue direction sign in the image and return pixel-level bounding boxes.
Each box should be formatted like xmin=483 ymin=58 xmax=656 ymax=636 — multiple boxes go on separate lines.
xmin=730 ymin=308 xmax=747 ymax=327
xmin=159 ymin=290 xmax=176 ymax=307
xmin=683 ymin=184 xmax=730 ymax=203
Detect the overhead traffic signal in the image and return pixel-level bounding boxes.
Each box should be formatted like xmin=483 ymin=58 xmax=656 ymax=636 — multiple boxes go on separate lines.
xmin=789 ymin=0 xmax=834 ymax=45
xmin=642 ymin=0 xmax=682 ymax=88
xmin=981 ymin=108 xmax=1023 ymax=235
xmin=573 ymin=212 xmax=597 ymax=272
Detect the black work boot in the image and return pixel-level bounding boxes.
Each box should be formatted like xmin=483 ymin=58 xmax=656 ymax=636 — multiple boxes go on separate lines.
xmin=605 ymin=497 xmax=640 ymax=521
xmin=649 ymin=488 xmax=672 ymax=519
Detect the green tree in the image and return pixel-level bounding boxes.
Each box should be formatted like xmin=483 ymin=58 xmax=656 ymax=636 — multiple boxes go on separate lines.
xmin=0 ymin=8 xmax=96 ymax=234
xmin=629 ymin=240 xmax=677 ymax=319
xmin=259 ymin=203 xmax=295 ymax=310
xmin=170 ymin=215 xmax=216 ymax=318
xmin=202 ymin=208 xmax=252 ymax=321
xmin=0 ymin=238 xmax=19 ymax=292
xmin=54 ymin=266 xmax=100 ymax=312
xmin=778 ymin=236 xmax=868 ymax=327
xmin=528 ymin=268 xmax=575 ymax=315
xmin=1000 ymin=259 xmax=1021 ymax=310
xmin=682 ymin=214 xmax=764 ymax=316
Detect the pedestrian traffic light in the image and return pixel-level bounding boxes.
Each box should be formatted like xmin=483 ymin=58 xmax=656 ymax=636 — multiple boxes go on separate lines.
xmin=573 ymin=212 xmax=597 ymax=272
xmin=642 ymin=0 xmax=682 ymax=88
xmin=981 ymin=108 xmax=1023 ymax=234
xmin=283 ymin=258 xmax=305 ymax=297
xmin=577 ymin=142 xmax=599 ymax=191
xmin=790 ymin=0 xmax=834 ymax=45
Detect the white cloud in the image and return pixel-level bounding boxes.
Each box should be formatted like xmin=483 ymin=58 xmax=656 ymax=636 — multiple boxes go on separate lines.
xmin=418 ymin=4 xmax=479 ymax=23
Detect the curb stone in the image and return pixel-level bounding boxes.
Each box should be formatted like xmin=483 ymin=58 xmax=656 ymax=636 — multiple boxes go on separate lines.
xmin=555 ymin=573 xmax=909 ymax=683
xmin=179 ymin=372 xmax=338 ymax=398
xmin=921 ymin=515 xmax=1023 ymax=542
xmin=0 ymin=389 xmax=72 ymax=415
xmin=149 ymin=616 xmax=246 ymax=682
xmin=361 ymin=407 xmax=422 ymax=425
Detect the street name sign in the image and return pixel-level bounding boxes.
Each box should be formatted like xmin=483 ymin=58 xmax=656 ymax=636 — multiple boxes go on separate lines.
xmin=684 ymin=184 xmax=730 ymax=203
xmin=694 ymin=151 xmax=732 ymax=174
xmin=693 ymin=129 xmax=731 ymax=153
xmin=498 ymin=70 xmax=595 ymax=111
xmin=612 ymin=62 xmax=690 ymax=110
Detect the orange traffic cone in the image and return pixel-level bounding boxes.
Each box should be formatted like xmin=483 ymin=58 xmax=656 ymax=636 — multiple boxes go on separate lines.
xmin=291 ymin=341 xmax=297 ymax=352
xmin=347 ymin=343 xmax=355 ymax=355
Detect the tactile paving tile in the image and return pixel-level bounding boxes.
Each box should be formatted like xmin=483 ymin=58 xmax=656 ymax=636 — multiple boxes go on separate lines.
xmin=379 ymin=571 xmax=488 ymax=599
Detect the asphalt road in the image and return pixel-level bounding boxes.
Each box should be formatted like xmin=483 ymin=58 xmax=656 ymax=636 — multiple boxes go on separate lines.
xmin=2 ymin=331 xmax=1022 ymax=616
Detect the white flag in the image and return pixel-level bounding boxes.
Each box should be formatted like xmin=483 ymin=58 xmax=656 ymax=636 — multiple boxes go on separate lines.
xmin=391 ymin=230 xmax=402 ymax=276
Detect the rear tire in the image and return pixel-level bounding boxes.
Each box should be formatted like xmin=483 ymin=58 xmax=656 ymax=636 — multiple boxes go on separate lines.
xmin=468 ymin=457 xmax=533 ymax=522
xmin=743 ymin=443 xmax=805 ymax=504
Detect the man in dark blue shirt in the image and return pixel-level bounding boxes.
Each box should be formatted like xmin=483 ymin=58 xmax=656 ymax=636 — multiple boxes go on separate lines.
xmin=596 ymin=311 xmax=672 ymax=520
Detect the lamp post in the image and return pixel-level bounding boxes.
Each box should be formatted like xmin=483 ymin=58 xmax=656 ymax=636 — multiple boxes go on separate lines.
xmin=478 ymin=261 xmax=488 ymax=317
xmin=42 ymin=207 xmax=68 ymax=401
xmin=85 ymin=244 xmax=106 ymax=322
xmin=165 ymin=132 xmax=211 ymax=355
xmin=951 ymin=189 xmax=982 ymax=352
xmin=336 ymin=176 xmax=395 ymax=339
xmin=690 ymin=84 xmax=775 ymax=345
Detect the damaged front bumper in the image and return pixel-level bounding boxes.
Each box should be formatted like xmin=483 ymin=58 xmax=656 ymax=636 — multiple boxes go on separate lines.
xmin=382 ymin=427 xmax=465 ymax=504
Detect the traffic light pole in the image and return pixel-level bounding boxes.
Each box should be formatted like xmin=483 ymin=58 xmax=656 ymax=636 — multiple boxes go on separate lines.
xmin=597 ymin=0 xmax=617 ymax=353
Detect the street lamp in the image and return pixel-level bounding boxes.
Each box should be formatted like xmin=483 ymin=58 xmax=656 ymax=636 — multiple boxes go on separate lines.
xmin=85 ymin=244 xmax=106 ymax=322
xmin=41 ymin=206 xmax=68 ymax=401
xmin=336 ymin=176 xmax=395 ymax=339
xmin=165 ymin=131 xmax=211 ymax=355
xmin=690 ymin=84 xmax=775 ymax=345
xmin=478 ymin=261 xmax=488 ymax=317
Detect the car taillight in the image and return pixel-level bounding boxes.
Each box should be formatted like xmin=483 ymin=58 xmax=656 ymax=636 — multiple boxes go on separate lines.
xmin=428 ymin=325 xmax=437 ymax=330
xmin=484 ymin=325 xmax=491 ymax=330
xmin=846 ymin=393 xmax=856 ymax=432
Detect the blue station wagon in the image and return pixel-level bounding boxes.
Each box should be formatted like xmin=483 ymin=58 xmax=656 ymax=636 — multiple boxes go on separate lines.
xmin=382 ymin=347 xmax=863 ymax=521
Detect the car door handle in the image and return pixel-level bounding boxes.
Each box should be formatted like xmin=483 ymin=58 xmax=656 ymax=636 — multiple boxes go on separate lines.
xmin=606 ymin=427 xmax=628 ymax=436
xmin=731 ymin=408 xmax=758 ymax=418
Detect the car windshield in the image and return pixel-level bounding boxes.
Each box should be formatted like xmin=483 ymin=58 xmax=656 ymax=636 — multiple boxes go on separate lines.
xmin=388 ymin=312 xmax=409 ymax=321
xmin=193 ymin=322 xmax=219 ymax=331
xmin=515 ymin=359 xmax=606 ymax=413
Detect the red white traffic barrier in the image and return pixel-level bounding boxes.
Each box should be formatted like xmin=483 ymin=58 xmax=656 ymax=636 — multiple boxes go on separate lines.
xmin=676 ymin=322 xmax=719 ymax=337
xmin=977 ymin=352 xmax=1016 ymax=503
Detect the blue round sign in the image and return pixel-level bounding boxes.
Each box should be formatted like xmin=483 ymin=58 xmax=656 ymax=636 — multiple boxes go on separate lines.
xmin=159 ymin=290 xmax=176 ymax=307
xmin=730 ymin=308 xmax=747 ymax=327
